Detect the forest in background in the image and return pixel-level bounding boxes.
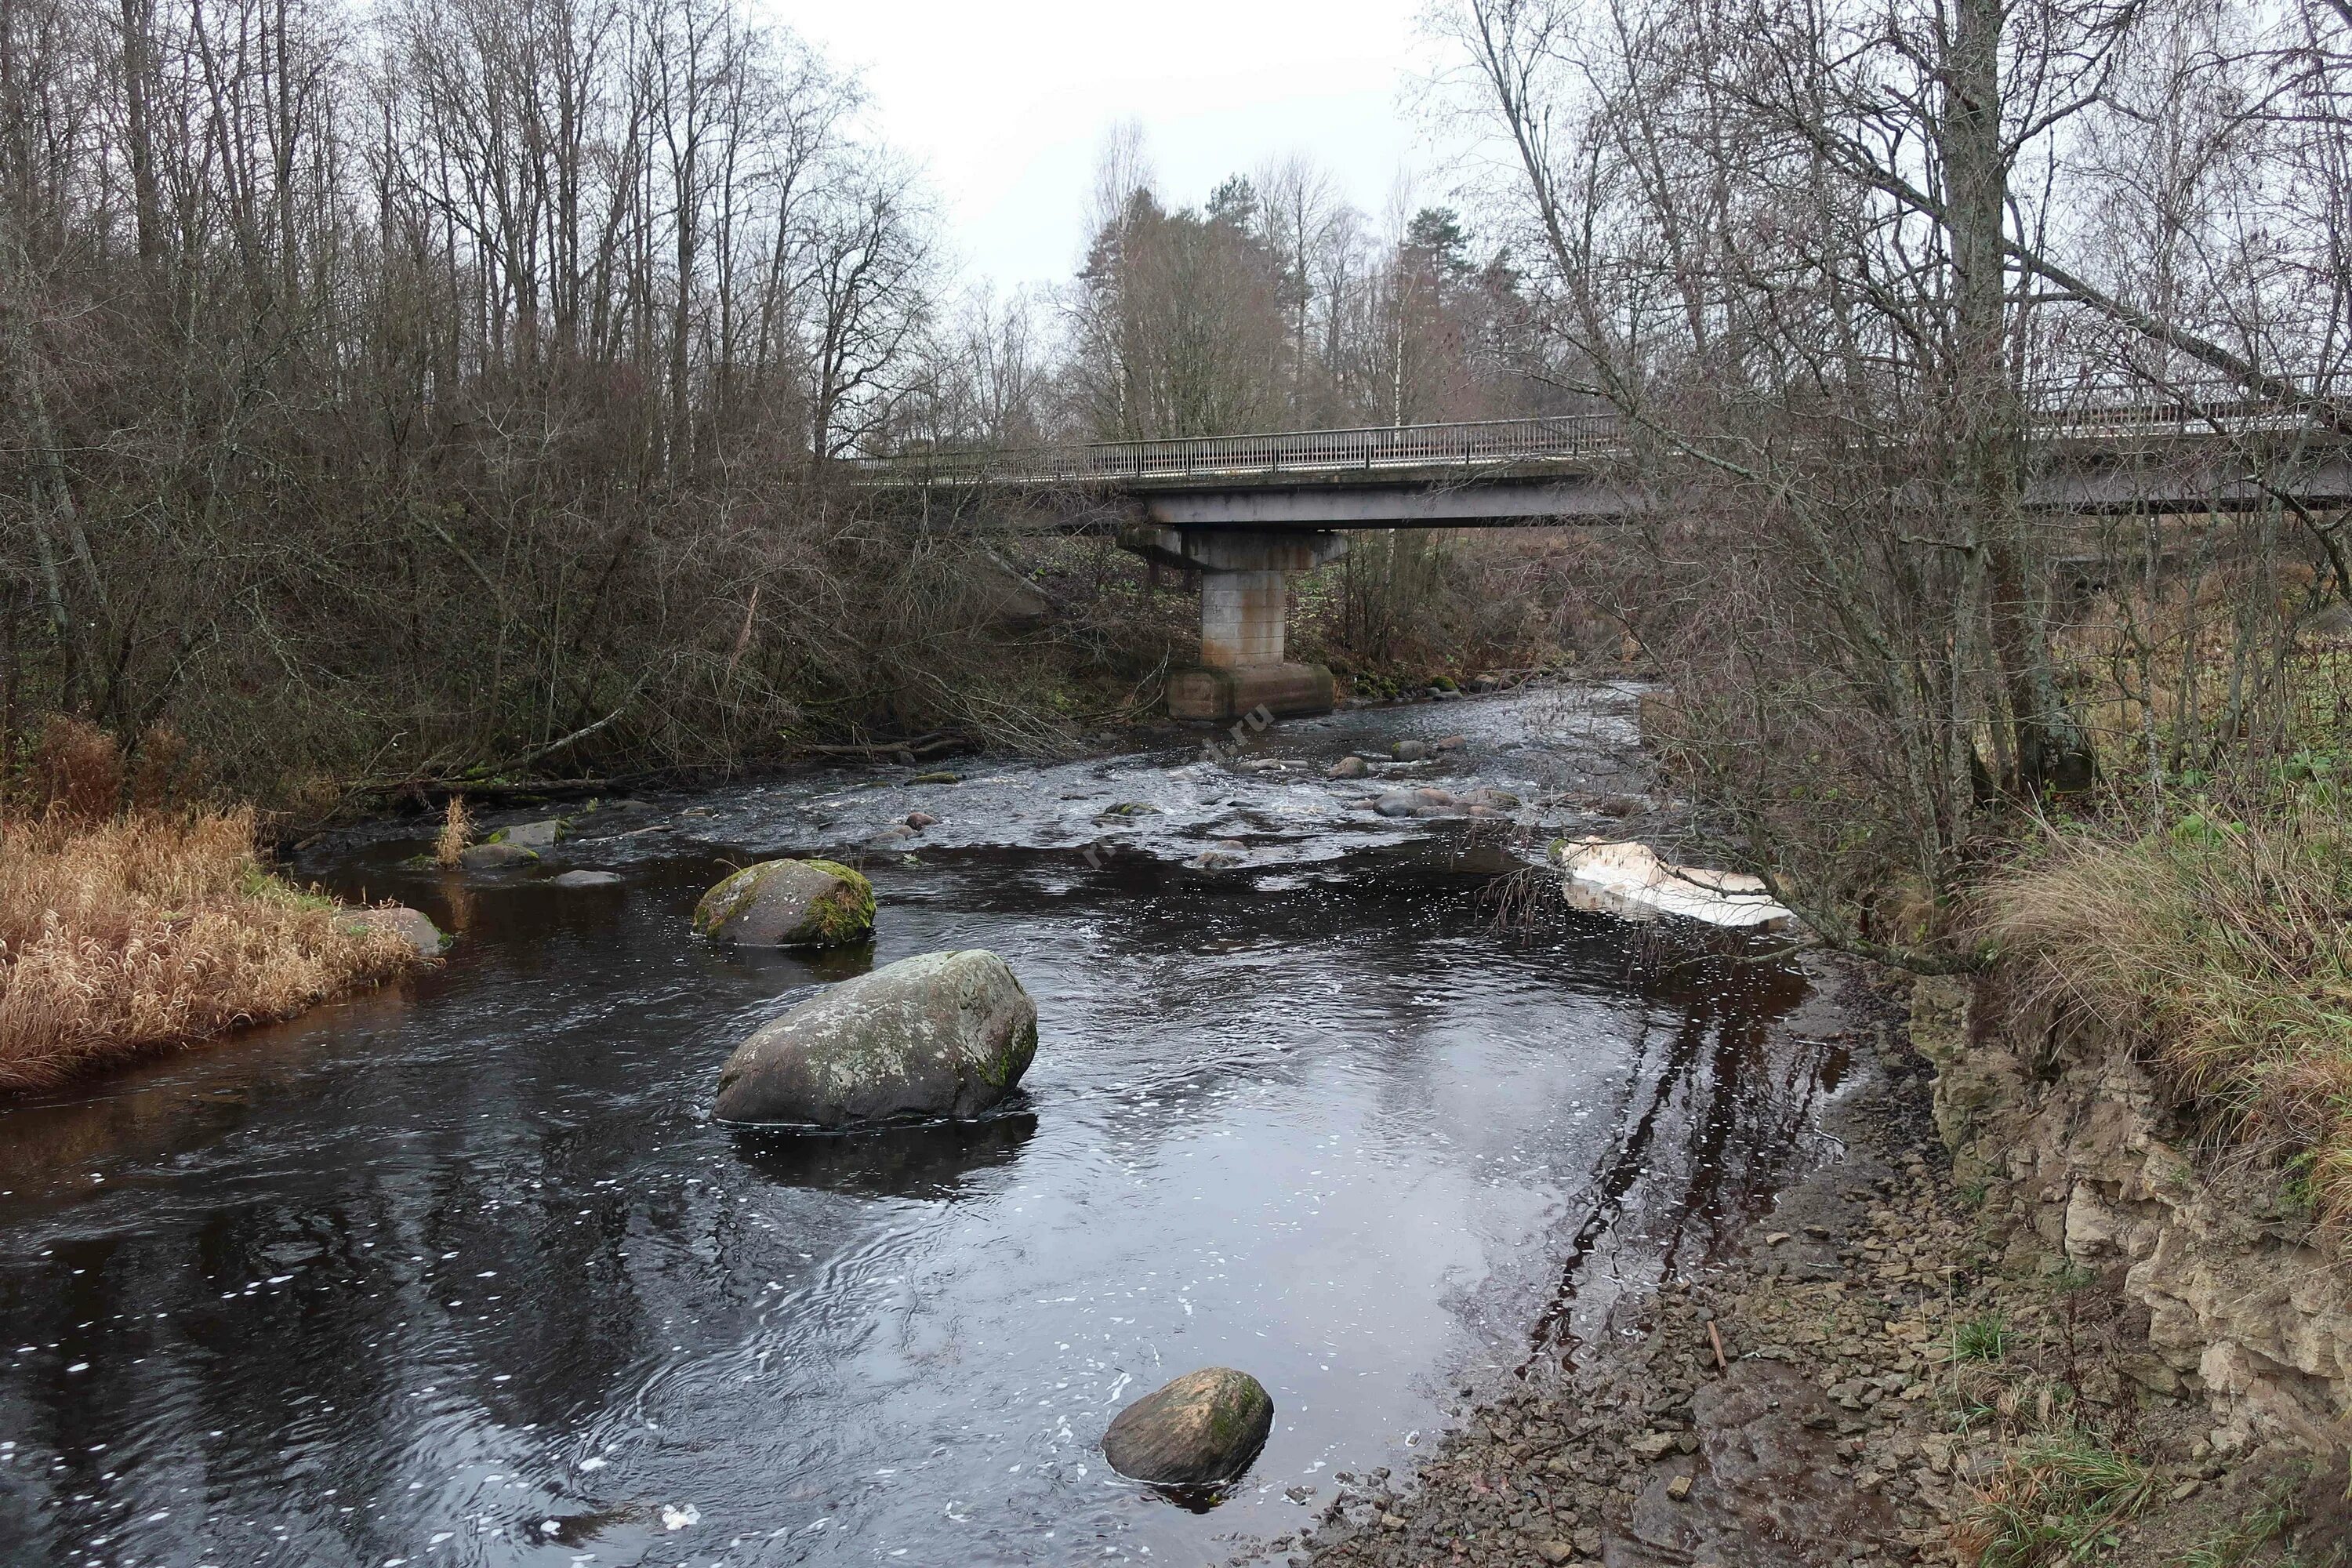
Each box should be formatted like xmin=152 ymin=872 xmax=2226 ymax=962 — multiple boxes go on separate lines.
xmin=0 ymin=0 xmax=1585 ymax=810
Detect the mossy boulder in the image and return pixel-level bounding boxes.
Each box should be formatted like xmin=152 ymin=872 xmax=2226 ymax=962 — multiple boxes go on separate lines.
xmin=1102 ymin=1367 xmax=1274 ymax=1486
xmin=711 ymin=949 xmax=1038 ymax=1127
xmin=693 ymin=859 xmax=873 ymax=947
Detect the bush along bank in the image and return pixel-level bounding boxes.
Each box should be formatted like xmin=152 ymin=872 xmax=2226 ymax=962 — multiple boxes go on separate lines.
xmin=1287 ymin=962 xmax=2349 ymax=1568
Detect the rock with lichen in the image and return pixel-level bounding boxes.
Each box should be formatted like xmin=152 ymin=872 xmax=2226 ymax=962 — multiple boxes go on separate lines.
xmin=692 ymin=858 xmax=873 ymax=948
xmin=1103 ymin=1367 xmax=1274 ymax=1486
xmin=711 ymin=949 xmax=1036 ymax=1127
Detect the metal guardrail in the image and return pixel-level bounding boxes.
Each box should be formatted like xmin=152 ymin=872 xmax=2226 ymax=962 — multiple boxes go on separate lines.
xmin=851 ymin=383 xmax=2347 ymax=488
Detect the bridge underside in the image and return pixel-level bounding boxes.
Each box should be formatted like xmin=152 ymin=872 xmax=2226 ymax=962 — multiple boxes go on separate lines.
xmin=1123 ymin=448 xmax=2352 ymax=531
xmin=1109 ymin=450 xmax=2352 ymax=721
xmin=867 ymin=428 xmax=2351 ymax=722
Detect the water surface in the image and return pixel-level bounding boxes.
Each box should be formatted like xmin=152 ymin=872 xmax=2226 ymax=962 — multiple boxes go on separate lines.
xmin=0 ymin=688 xmax=1849 ymax=1566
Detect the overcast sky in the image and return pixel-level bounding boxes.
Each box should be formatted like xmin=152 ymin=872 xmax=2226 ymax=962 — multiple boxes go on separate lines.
xmin=779 ymin=0 xmax=1456 ymax=296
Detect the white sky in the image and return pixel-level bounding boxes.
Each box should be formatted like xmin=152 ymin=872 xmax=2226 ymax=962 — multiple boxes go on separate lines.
xmin=777 ymin=0 xmax=1456 ymax=296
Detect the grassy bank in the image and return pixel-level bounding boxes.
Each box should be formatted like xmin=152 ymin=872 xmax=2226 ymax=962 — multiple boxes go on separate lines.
xmin=1985 ymin=800 xmax=2352 ymax=1223
xmin=0 ymin=808 xmax=422 ymax=1093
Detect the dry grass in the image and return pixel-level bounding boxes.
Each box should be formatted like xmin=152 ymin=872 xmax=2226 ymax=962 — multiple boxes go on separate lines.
xmin=434 ymin=796 xmax=472 ymax=868
xmin=1984 ymin=801 xmax=2352 ymax=1221
xmin=0 ymin=808 xmax=419 ymax=1092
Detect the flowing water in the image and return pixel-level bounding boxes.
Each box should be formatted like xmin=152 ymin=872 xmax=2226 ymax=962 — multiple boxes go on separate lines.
xmin=0 ymin=686 xmax=1854 ymax=1567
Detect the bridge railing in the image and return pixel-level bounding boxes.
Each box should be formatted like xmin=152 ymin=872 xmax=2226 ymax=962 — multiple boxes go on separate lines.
xmin=851 ymin=379 xmax=2346 ymax=488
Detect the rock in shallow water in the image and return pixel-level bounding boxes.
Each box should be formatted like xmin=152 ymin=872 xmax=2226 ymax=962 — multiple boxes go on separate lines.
xmin=712 ymin=949 xmax=1037 ymax=1127
xmin=693 ymin=858 xmax=873 ymax=947
xmin=339 ymin=906 xmax=445 ymax=957
xmin=1102 ymin=1367 xmax=1274 ymax=1486
xmin=550 ymin=869 xmax=622 ymax=889
xmin=459 ymin=840 xmax=537 ymax=870
xmin=1375 ymin=791 xmax=1421 ymax=818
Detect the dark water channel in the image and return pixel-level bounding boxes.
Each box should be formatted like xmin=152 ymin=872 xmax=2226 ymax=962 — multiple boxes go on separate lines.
xmin=0 ymin=687 xmax=1853 ymax=1567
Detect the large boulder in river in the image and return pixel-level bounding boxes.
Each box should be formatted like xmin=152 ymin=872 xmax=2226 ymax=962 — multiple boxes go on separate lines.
xmin=693 ymin=858 xmax=873 ymax=947
xmin=711 ymin=949 xmax=1037 ymax=1127
xmin=1102 ymin=1367 xmax=1274 ymax=1486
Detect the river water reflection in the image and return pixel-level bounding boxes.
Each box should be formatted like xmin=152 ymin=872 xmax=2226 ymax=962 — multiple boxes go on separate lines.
xmin=0 ymin=688 xmax=1849 ymax=1566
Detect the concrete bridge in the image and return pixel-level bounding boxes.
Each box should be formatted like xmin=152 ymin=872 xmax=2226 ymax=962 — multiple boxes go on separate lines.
xmin=858 ymin=395 xmax=2350 ymax=720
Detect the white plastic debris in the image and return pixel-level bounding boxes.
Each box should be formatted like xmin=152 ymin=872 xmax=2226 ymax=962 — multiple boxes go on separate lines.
xmin=1555 ymin=839 xmax=1795 ymax=929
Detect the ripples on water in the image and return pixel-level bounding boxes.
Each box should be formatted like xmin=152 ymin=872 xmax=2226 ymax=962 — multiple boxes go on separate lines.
xmin=0 ymin=688 xmax=1853 ymax=1566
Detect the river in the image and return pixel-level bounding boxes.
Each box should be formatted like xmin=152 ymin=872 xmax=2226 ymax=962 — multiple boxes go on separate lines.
xmin=0 ymin=684 xmax=1853 ymax=1566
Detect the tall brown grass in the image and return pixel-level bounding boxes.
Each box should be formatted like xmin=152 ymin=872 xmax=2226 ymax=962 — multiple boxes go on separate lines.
xmin=434 ymin=797 xmax=472 ymax=869
xmin=0 ymin=808 xmax=419 ymax=1092
xmin=1984 ymin=800 xmax=2352 ymax=1223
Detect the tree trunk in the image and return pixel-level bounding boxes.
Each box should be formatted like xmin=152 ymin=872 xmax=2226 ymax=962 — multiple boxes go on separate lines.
xmin=1942 ymin=0 xmax=2089 ymax=793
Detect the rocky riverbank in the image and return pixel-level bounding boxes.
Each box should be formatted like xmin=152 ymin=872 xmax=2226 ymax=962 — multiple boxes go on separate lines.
xmin=1271 ymin=964 xmax=2345 ymax=1568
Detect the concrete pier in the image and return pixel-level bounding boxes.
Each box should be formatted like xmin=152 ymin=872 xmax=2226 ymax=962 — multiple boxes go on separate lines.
xmin=1122 ymin=525 xmax=1345 ymax=721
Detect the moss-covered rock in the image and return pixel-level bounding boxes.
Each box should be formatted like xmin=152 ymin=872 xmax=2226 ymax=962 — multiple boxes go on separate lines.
xmin=1102 ymin=1367 xmax=1274 ymax=1486
xmin=711 ymin=949 xmax=1037 ymax=1127
xmin=692 ymin=859 xmax=873 ymax=947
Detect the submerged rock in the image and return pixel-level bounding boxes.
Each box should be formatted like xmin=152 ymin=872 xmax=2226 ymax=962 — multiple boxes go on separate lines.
xmin=459 ymin=840 xmax=537 ymax=870
xmin=693 ymin=859 xmax=874 ymax=947
xmin=1186 ymin=840 xmax=1249 ymax=869
xmin=339 ymin=905 xmax=445 ymax=957
xmin=550 ymin=869 xmax=622 ymax=889
xmin=1102 ymin=1367 xmax=1274 ymax=1486
xmin=1390 ymin=739 xmax=1432 ymax=762
xmin=711 ymin=949 xmax=1038 ymax=1127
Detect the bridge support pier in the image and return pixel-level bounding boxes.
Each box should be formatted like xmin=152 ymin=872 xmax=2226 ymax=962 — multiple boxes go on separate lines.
xmin=1123 ymin=525 xmax=1345 ymax=721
